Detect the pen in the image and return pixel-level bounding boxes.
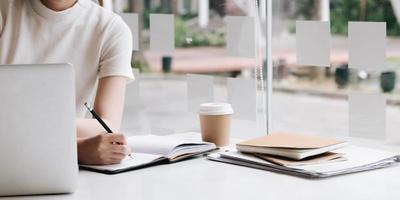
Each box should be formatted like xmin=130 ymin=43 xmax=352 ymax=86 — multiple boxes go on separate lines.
xmin=84 ymin=102 xmax=133 ymax=159
xmin=84 ymin=102 xmax=113 ymax=133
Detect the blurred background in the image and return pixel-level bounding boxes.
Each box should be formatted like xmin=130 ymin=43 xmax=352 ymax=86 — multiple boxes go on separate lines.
xmin=100 ymin=0 xmax=400 ymax=142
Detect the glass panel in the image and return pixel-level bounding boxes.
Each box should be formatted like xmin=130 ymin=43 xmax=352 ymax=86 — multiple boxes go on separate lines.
xmin=116 ymin=0 xmax=267 ymax=139
xmin=271 ymin=0 xmax=400 ymax=141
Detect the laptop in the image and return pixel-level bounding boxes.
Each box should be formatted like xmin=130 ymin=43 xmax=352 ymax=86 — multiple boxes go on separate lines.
xmin=0 ymin=64 xmax=78 ymax=196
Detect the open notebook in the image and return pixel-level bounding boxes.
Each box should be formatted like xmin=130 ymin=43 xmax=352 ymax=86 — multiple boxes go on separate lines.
xmin=80 ymin=133 xmax=217 ymax=174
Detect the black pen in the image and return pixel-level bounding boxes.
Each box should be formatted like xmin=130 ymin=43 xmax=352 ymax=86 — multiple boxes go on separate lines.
xmin=84 ymin=102 xmax=113 ymax=133
xmin=84 ymin=102 xmax=133 ymax=159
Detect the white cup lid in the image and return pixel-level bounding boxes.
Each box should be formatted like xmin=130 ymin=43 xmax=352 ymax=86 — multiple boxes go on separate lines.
xmin=199 ymin=102 xmax=234 ymax=115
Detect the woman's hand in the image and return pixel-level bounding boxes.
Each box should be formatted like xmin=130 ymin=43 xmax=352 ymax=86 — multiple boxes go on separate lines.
xmin=77 ymin=133 xmax=131 ymax=165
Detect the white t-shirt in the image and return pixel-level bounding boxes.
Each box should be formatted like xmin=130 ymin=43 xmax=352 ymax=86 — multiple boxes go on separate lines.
xmin=0 ymin=0 xmax=134 ymax=117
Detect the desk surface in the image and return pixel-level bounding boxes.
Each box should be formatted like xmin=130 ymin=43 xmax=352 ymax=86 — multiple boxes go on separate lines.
xmin=2 ymin=136 xmax=400 ymax=200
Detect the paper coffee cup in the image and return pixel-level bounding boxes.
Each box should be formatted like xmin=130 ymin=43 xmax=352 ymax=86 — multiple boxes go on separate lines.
xmin=199 ymin=103 xmax=234 ymax=147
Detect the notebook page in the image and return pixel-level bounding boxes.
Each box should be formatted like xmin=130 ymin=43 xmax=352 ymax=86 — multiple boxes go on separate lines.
xmin=81 ymin=153 xmax=162 ymax=171
xmin=291 ymin=146 xmax=399 ymax=173
xmin=168 ymin=143 xmax=215 ymax=159
xmin=127 ymin=135 xmax=188 ymax=156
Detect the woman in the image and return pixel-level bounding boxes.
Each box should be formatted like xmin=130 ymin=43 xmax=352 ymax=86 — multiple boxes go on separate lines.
xmin=0 ymin=0 xmax=133 ymax=165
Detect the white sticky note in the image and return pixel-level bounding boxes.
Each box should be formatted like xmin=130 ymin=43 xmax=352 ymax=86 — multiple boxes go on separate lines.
xmin=187 ymin=74 xmax=214 ymax=112
xmin=119 ymin=13 xmax=139 ymax=51
xmin=150 ymin=14 xmax=175 ymax=52
xmin=348 ymin=22 xmax=386 ymax=70
xmin=349 ymin=93 xmax=386 ymax=139
xmin=226 ymin=16 xmax=256 ymax=58
xmin=227 ymin=78 xmax=257 ymax=121
xmin=296 ymin=20 xmax=330 ymax=67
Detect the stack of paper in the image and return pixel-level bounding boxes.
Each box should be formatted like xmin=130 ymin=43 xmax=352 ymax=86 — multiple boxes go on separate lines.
xmin=254 ymin=152 xmax=346 ymax=167
xmin=208 ymin=146 xmax=400 ymax=178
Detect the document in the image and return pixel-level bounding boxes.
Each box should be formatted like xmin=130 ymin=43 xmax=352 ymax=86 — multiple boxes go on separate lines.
xmin=208 ymin=145 xmax=400 ymax=178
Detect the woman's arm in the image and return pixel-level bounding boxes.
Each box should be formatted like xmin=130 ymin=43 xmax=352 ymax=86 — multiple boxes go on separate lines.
xmin=76 ymin=76 xmax=127 ymax=138
xmin=77 ymin=76 xmax=130 ymax=165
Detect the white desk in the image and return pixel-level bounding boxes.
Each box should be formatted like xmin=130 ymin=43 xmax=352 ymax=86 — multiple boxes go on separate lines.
xmin=2 ymin=136 xmax=400 ymax=200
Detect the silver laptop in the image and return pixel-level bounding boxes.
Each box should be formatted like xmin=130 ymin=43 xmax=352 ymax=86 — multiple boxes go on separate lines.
xmin=0 ymin=64 xmax=78 ymax=196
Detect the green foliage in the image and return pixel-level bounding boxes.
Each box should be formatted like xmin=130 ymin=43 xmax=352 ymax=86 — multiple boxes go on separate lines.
xmin=143 ymin=6 xmax=225 ymax=48
xmin=143 ymin=6 xmax=171 ymax=29
xmin=330 ymin=0 xmax=360 ymax=34
xmin=175 ymin=17 xmax=189 ymax=47
xmin=294 ymin=0 xmax=400 ymax=36
xmin=132 ymin=59 xmax=151 ymax=73
xmin=175 ymin=17 xmax=225 ymax=48
xmin=180 ymin=13 xmax=198 ymax=21
xmin=331 ymin=0 xmax=400 ymax=35
xmin=294 ymin=0 xmax=315 ymax=20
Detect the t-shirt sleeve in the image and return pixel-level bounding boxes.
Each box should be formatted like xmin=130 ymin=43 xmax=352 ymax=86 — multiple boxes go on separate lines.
xmin=98 ymin=15 xmax=134 ymax=82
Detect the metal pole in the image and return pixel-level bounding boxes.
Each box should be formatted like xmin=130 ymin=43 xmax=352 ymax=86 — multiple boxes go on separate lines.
xmin=320 ymin=0 xmax=330 ymax=21
xmin=266 ymin=0 xmax=272 ymax=134
xmin=199 ymin=0 xmax=209 ymax=28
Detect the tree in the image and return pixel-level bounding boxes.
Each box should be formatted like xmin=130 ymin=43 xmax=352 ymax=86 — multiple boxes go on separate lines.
xmin=295 ymin=0 xmax=400 ymax=36
xmin=330 ymin=0 xmax=400 ymax=35
xmin=360 ymin=0 xmax=367 ymax=21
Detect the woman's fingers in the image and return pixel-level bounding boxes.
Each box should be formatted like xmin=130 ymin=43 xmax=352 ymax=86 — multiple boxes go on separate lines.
xmin=78 ymin=134 xmax=131 ymax=165
xmin=111 ymin=152 xmax=126 ymax=160
xmin=106 ymin=133 xmax=127 ymax=144
xmin=108 ymin=158 xmax=124 ymax=164
xmin=87 ymin=133 xmax=130 ymax=165
xmin=110 ymin=144 xmax=129 ymax=154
